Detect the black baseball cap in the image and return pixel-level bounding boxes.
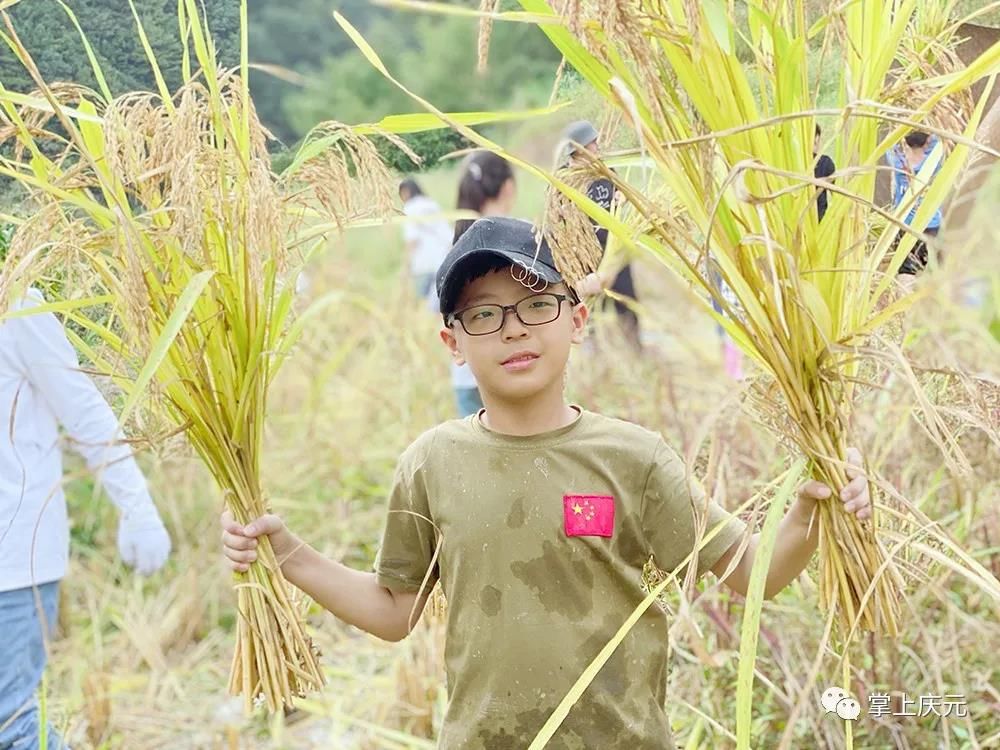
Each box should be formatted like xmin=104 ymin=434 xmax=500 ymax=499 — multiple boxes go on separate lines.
xmin=436 ymin=217 xmax=566 ymax=316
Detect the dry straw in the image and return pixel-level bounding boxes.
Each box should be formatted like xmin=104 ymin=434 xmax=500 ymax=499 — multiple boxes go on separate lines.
xmin=0 ymin=0 xmax=392 ymax=712
xmin=542 ymin=161 xmax=605 ymax=282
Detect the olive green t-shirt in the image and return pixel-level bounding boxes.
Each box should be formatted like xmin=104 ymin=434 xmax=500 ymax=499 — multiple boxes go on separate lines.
xmin=374 ymin=407 xmax=747 ymax=749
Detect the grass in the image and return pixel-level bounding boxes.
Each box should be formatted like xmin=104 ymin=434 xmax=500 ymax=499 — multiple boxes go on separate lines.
xmin=35 ymin=163 xmax=1000 ymax=747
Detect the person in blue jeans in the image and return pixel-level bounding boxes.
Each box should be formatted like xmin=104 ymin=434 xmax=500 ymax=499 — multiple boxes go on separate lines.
xmin=1 ymin=288 xmax=172 ymax=749
xmin=1 ymin=583 xmax=61 ymax=749
xmin=886 ymin=130 xmax=943 ymax=274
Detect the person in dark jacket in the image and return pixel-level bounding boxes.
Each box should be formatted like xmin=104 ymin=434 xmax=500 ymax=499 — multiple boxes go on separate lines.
xmin=814 ymin=124 xmax=836 ymax=221
xmin=561 ymin=120 xmax=641 ymax=352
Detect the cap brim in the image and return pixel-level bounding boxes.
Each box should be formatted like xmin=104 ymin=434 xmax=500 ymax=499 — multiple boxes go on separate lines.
xmin=439 ymin=249 xmax=563 ymax=316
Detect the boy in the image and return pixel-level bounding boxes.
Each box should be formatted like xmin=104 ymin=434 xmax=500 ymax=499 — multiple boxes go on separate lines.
xmin=1 ymin=287 xmax=172 ymax=749
xmin=221 ymin=217 xmax=871 ymax=748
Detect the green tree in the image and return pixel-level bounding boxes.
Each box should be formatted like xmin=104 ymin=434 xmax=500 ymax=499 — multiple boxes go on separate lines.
xmin=281 ymin=12 xmax=560 ymax=166
xmin=247 ymin=0 xmax=387 ymax=143
xmin=285 ymin=13 xmax=560 ymax=128
xmin=0 ymin=1 xmax=239 ymax=96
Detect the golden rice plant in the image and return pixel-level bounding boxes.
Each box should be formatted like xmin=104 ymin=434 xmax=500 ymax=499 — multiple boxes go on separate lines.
xmin=521 ymin=0 xmax=1000 ymax=640
xmin=0 ymin=0 xmax=394 ymax=712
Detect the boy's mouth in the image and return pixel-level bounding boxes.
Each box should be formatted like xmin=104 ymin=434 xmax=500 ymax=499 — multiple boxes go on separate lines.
xmin=500 ymin=350 xmax=540 ymax=371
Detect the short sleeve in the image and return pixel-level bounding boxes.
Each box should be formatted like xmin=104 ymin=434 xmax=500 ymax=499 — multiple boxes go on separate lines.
xmin=374 ymin=455 xmax=440 ymax=595
xmin=640 ymin=440 xmax=747 ymax=581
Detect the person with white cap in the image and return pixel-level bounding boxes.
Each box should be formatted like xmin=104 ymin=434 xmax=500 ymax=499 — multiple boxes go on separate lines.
xmin=0 ymin=286 xmax=171 ymax=749
xmin=559 ymin=120 xmax=642 ymax=351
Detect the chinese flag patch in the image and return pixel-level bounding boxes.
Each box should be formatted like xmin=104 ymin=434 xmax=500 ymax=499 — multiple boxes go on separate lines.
xmin=563 ymin=495 xmax=615 ymax=537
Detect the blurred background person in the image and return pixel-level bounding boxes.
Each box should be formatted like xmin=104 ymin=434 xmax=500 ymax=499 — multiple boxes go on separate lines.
xmin=451 ymin=150 xmax=516 ymax=243
xmin=560 ymin=120 xmax=641 ymax=352
xmin=1 ymin=287 xmax=171 ymax=750
xmin=814 ymin=123 xmax=836 ymax=221
xmin=443 ymin=151 xmax=517 ymax=417
xmin=399 ymin=177 xmax=452 ymax=302
xmin=887 ymin=130 xmax=943 ymax=275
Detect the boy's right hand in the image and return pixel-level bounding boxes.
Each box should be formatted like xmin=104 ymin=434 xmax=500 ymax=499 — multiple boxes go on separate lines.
xmin=220 ymin=510 xmax=298 ymax=572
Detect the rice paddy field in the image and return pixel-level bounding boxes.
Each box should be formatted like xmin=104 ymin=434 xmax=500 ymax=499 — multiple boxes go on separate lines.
xmin=35 ymin=158 xmax=999 ymax=749
xmin=1 ymin=1 xmax=999 ymax=748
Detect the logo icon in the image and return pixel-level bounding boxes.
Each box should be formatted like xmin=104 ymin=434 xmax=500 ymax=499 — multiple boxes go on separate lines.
xmin=821 ymin=687 xmax=862 ymax=721
xmin=562 ymin=494 xmax=614 ymax=537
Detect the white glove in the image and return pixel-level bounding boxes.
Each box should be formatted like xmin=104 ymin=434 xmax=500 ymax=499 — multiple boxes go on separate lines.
xmin=117 ymin=505 xmax=172 ymax=576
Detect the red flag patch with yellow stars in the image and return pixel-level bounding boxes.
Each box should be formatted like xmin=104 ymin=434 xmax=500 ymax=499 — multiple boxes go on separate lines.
xmin=563 ymin=495 xmax=615 ymax=537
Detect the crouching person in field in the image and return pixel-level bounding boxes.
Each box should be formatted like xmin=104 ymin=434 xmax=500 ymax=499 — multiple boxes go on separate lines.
xmin=1 ymin=288 xmax=172 ymax=750
xmin=220 ymin=217 xmax=872 ymax=748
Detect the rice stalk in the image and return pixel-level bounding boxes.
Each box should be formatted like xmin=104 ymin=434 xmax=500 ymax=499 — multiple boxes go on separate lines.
xmin=541 ymin=161 xmax=605 ymax=283
xmin=734 ymin=460 xmax=806 ymax=750
xmin=523 ymin=0 xmax=1000 ymax=639
xmin=0 ymin=0 xmax=393 ymax=712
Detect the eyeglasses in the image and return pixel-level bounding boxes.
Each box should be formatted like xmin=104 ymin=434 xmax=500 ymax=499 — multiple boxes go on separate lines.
xmin=449 ymin=292 xmax=573 ymax=336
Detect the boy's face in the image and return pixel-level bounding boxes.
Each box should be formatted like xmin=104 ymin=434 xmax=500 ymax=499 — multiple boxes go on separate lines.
xmin=440 ymin=266 xmax=588 ymax=402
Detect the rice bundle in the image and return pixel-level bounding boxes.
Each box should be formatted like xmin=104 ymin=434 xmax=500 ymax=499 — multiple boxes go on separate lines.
xmin=0 ymin=1 xmax=392 ymax=711
xmin=529 ymin=0 xmax=1000 ymax=636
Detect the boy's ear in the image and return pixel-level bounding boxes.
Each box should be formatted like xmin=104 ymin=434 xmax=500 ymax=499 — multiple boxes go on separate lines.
xmin=570 ymin=301 xmax=589 ymax=345
xmin=440 ymin=326 xmax=466 ymax=365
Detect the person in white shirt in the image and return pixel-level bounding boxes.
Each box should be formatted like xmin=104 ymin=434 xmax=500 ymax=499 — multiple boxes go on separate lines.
xmin=0 ymin=288 xmax=172 ymax=750
xmin=399 ymin=178 xmax=452 ymax=301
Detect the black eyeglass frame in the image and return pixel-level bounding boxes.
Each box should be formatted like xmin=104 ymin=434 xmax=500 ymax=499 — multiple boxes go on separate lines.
xmin=447 ymin=292 xmax=578 ymax=336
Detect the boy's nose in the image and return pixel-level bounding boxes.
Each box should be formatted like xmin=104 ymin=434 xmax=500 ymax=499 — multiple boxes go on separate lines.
xmin=500 ymin=308 xmax=529 ymax=339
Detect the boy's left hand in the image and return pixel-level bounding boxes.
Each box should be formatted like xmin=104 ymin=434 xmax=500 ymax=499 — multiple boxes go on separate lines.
xmin=796 ymin=447 xmax=872 ymax=521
